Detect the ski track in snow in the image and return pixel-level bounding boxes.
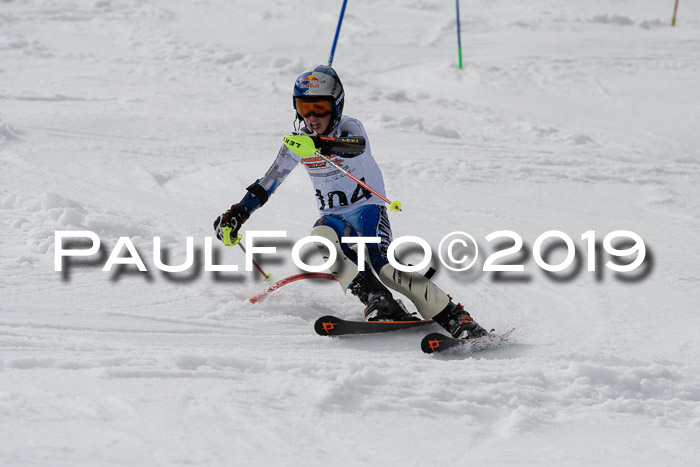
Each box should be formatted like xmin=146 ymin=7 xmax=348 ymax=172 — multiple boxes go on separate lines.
xmin=2 ymin=0 xmax=700 ymax=465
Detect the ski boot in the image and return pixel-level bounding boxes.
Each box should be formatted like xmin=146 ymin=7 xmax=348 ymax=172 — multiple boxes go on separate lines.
xmin=350 ymin=271 xmax=417 ymax=322
xmin=433 ymin=300 xmax=490 ymax=339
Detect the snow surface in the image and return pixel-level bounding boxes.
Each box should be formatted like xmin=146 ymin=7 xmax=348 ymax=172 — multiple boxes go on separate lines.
xmin=2 ymin=0 xmax=700 ymax=465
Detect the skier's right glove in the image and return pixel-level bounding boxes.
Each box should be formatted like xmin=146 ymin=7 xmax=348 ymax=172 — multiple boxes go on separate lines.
xmin=214 ymin=204 xmax=250 ymax=246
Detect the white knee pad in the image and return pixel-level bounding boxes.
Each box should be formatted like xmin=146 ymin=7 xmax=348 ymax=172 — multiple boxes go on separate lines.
xmin=311 ymin=225 xmax=358 ymax=292
xmin=378 ymin=264 xmax=450 ymax=319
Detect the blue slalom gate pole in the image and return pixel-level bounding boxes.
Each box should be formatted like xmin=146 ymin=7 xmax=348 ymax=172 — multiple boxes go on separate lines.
xmin=456 ymin=0 xmax=463 ymax=69
xmin=328 ymin=0 xmax=348 ymax=67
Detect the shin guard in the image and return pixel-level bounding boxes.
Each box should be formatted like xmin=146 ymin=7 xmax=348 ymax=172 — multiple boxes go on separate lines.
xmin=311 ymin=225 xmax=358 ymax=293
xmin=378 ymin=264 xmax=450 ymax=319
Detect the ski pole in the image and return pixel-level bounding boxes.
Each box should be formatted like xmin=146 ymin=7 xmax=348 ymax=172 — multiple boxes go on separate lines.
xmin=238 ymin=241 xmax=272 ymax=282
xmin=315 ymin=152 xmax=402 ymax=212
xmin=221 ymin=228 xmax=273 ymax=282
xmin=672 ymin=0 xmax=680 ymax=26
xmin=283 ymin=134 xmax=402 ymax=212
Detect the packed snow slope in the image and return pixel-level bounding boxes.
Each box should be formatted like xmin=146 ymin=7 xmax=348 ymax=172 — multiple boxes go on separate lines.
xmin=2 ymin=0 xmax=700 ymax=465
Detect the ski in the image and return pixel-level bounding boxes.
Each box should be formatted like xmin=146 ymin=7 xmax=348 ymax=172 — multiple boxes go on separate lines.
xmin=420 ymin=328 xmax=515 ymax=354
xmin=314 ymin=315 xmax=433 ymax=336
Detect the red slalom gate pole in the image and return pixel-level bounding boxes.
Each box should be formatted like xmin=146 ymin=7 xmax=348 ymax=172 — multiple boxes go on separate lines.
xmin=249 ymin=273 xmax=336 ymax=303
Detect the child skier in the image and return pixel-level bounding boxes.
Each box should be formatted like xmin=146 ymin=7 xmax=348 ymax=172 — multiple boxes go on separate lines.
xmin=214 ymin=65 xmax=489 ymax=339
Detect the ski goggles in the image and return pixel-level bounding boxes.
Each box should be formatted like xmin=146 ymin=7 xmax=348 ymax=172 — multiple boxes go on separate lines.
xmin=295 ymin=99 xmax=332 ymax=118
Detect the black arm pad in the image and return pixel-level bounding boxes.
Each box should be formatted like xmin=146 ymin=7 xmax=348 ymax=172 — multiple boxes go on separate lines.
xmin=246 ymin=182 xmax=269 ymax=206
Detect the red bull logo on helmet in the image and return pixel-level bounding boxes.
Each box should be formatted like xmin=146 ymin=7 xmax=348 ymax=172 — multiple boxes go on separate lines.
xmin=299 ymin=74 xmax=321 ymax=89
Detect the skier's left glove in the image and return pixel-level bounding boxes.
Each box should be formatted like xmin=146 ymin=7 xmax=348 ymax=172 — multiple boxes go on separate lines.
xmin=293 ymin=127 xmax=318 ymax=138
xmin=214 ymin=204 xmax=250 ymax=246
xmin=292 ymin=128 xmax=335 ymax=155
xmin=284 ymin=128 xmax=365 ymax=158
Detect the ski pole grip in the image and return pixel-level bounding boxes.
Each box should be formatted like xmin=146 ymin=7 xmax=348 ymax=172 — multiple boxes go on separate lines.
xmin=283 ymin=134 xmax=319 ymax=158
